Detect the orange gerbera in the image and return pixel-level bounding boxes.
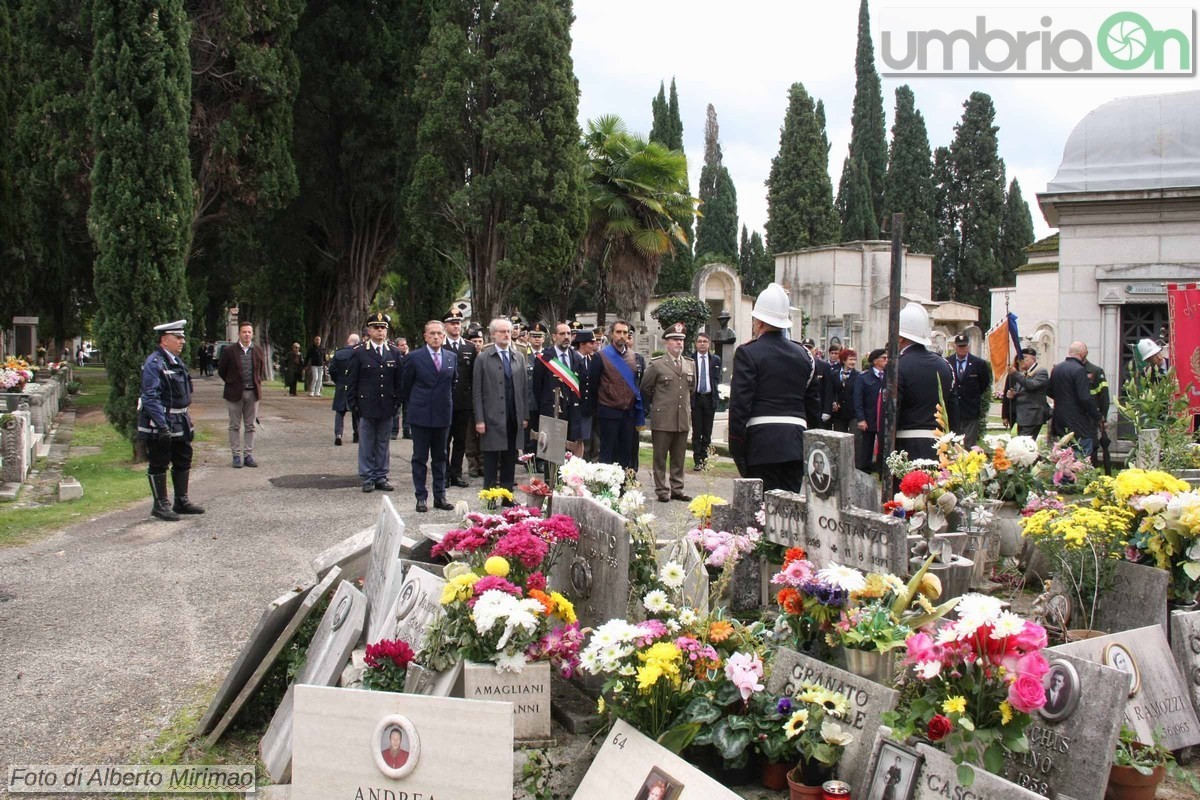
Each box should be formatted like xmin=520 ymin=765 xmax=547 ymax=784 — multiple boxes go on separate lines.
xmin=784 ymin=547 xmax=807 ymax=565
xmin=527 ymin=589 xmax=555 ymax=615
xmin=992 ymin=448 xmax=1012 ymax=471
xmin=708 ymin=620 xmax=734 ymax=643
xmin=777 ymin=587 xmax=804 ymax=615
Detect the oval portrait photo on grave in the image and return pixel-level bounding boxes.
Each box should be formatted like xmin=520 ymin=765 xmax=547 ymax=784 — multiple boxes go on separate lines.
xmin=373 ymin=714 xmax=420 ymax=780
xmin=331 ymin=593 xmax=353 ymax=632
xmin=1039 ymin=659 xmax=1080 ymax=723
xmin=392 ymin=577 xmax=420 ymax=623
xmin=1103 ymin=643 xmax=1141 ymax=698
xmin=806 ymin=445 xmax=833 ymax=499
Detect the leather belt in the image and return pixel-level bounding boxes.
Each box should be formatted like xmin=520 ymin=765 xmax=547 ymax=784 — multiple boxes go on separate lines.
xmin=747 ymin=416 xmax=807 ymax=428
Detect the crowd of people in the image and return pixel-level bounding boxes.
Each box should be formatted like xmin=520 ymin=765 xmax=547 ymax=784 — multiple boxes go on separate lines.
xmin=134 ymin=284 xmax=1170 ymax=521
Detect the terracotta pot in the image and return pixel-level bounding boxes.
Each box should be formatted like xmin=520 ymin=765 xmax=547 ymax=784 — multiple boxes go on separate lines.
xmin=761 ymin=760 xmax=790 ymax=791
xmin=787 ymin=763 xmax=833 ymax=800
xmin=1105 ymin=763 xmax=1165 ymax=799
xmin=1065 ymin=628 xmax=1107 ymax=642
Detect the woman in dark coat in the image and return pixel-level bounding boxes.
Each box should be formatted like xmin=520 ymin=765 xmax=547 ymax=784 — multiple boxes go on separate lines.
xmin=281 ymin=342 xmax=305 ymax=396
xmin=830 ymin=348 xmax=860 ymax=433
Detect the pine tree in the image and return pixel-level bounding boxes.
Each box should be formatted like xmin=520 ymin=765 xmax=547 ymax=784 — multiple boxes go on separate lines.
xmin=840 ymin=155 xmax=878 ymax=241
xmin=409 ymin=0 xmax=586 ymax=321
xmin=693 ymin=104 xmax=739 ymax=263
xmin=836 ymin=0 xmax=888 ymax=228
xmin=765 ymin=82 xmax=838 ymax=254
xmin=89 ymin=0 xmax=195 ymax=438
xmin=651 ymin=77 xmax=694 ymax=293
xmin=949 ymin=92 xmax=1006 ymax=324
xmin=998 ymin=177 xmax=1034 ymax=283
xmin=882 ymin=85 xmax=936 ymax=255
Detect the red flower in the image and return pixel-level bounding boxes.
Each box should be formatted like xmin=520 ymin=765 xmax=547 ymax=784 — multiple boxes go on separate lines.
xmin=927 ymin=714 xmax=953 ymax=742
xmin=365 ymin=639 xmax=415 ymax=670
xmin=784 ymin=547 xmax=807 ymax=565
xmin=525 ymin=572 xmax=547 ymax=592
xmin=899 ymin=471 xmax=934 ymax=498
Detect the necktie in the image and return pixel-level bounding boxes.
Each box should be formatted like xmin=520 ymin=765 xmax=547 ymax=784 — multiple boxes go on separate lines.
xmin=433 ymin=350 xmax=441 ymax=371
xmin=958 ymin=359 xmax=965 ymax=379
xmin=500 ymin=349 xmax=511 ymax=377
xmin=699 ymin=357 xmax=707 ymax=393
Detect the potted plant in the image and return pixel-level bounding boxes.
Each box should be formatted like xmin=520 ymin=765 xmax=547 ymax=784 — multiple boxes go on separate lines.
xmin=362 ymin=638 xmax=416 ymax=692
xmin=1107 ymin=724 xmax=1200 ymax=799
xmin=780 ymin=681 xmax=855 ymax=798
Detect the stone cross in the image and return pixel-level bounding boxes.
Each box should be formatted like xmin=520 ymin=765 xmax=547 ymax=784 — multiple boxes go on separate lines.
xmin=762 ymin=430 xmax=908 ymax=576
xmin=548 ymin=494 xmax=630 ymax=631
xmin=709 ymin=478 xmax=765 ymax=611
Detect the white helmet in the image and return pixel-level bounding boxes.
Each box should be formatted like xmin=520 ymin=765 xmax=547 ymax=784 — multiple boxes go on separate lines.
xmin=898 ymin=302 xmax=932 ymax=347
xmin=752 ymin=283 xmax=793 ymax=329
xmin=1135 ymin=338 xmax=1163 ymax=361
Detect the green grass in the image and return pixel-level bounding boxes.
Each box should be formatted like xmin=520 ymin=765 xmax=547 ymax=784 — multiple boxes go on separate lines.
xmin=636 ymin=443 xmax=741 ymax=477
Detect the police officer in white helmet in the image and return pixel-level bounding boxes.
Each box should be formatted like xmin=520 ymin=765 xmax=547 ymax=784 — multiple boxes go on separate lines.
xmin=895 ymin=302 xmax=954 ymax=461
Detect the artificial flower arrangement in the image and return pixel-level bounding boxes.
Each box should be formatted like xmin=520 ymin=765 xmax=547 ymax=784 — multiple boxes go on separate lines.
xmin=1113 ymin=470 xmax=1200 ymax=602
xmin=556 ymin=454 xmax=647 ymax=518
xmin=362 ymin=638 xmax=416 ymax=693
xmin=768 ymin=548 xmax=855 ymax=659
xmin=883 ymin=451 xmax=959 ymax=536
xmin=418 ymin=505 xmax=583 ymax=675
xmin=882 ymin=594 xmax=1049 ymax=786
xmin=515 ymin=453 xmax=553 ymax=499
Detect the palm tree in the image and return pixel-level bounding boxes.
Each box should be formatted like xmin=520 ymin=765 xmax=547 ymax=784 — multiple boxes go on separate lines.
xmin=581 ymin=115 xmax=697 ymax=324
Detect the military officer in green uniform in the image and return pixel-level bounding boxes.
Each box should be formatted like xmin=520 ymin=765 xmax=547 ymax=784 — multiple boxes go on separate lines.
xmin=640 ymin=322 xmax=695 ymax=503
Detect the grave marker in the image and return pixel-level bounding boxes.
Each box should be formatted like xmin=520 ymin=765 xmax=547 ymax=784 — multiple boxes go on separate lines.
xmin=1053 ymin=624 xmax=1200 ymax=751
xmin=363 ymin=496 xmax=414 ymax=641
xmin=573 ymin=719 xmax=741 ymax=800
xmin=290 ymin=685 xmax=514 ymax=800
xmin=762 ymin=430 xmax=908 ymax=575
xmin=767 ymin=647 xmax=899 ymax=789
xmin=1093 ymin=560 xmax=1169 ymax=635
xmin=310 ymin=526 xmax=374 ymax=583
xmin=195 ymin=581 xmax=313 ymax=736
xmin=1170 ymin=609 xmax=1200 ymax=718
xmin=1000 ymin=651 xmax=1128 ymax=800
xmin=383 ymin=564 xmax=447 ymax=656
xmin=710 ymin=478 xmax=764 ymax=611
xmin=548 ymin=494 xmax=630 ymax=630
xmin=864 ymin=728 xmax=1047 ymax=800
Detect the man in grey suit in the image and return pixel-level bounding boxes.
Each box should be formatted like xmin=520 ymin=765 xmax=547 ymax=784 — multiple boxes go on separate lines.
xmin=473 ymin=317 xmax=528 ymax=494
xmin=1005 ymin=347 xmax=1051 ymax=439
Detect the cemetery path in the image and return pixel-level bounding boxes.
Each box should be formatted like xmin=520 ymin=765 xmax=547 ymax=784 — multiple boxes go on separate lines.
xmin=0 ymin=377 xmax=729 ymax=776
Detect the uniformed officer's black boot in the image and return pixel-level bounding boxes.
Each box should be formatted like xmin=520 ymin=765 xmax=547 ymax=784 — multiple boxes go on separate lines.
xmin=171 ymin=469 xmax=205 ymax=514
xmin=149 ymin=474 xmax=180 ymax=521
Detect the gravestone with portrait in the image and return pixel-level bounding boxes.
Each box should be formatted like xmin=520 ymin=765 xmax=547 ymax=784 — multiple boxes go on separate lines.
xmin=195 ymin=580 xmax=314 ymax=737
xmin=536 ymin=415 xmax=569 ymax=466
xmin=1171 ymin=609 xmax=1200 ymax=718
xmin=1053 ymin=624 xmax=1200 ymax=751
xmin=762 ymin=430 xmax=908 ymax=577
xmin=1092 ymin=560 xmax=1169 ymax=635
xmin=261 ymin=580 xmax=367 ymax=783
xmin=1000 ymin=651 xmax=1128 ymax=800
xmin=380 ymin=563 xmax=462 ymax=697
xmin=206 ymin=566 xmax=343 ymax=746
xmin=573 ymin=719 xmax=741 ymax=800
xmin=862 ymin=728 xmax=1046 ymax=800
xmin=548 ymin=494 xmax=630 ymax=631
xmin=709 ymin=478 xmax=765 ymax=611
xmin=290 ymin=685 xmax=514 ymax=800
xmin=767 ymin=647 xmax=899 ymax=789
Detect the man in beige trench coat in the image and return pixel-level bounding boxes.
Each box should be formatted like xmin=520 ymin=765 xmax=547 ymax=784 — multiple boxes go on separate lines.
xmin=641 ymin=322 xmax=695 ymax=503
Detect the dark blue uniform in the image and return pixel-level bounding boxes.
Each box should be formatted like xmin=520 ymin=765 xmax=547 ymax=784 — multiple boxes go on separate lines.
xmin=138 ymin=345 xmax=200 ymax=518
xmin=347 ymin=340 xmax=405 ymax=489
xmin=896 ymin=344 xmax=954 ymax=461
xmin=328 ymin=344 xmax=359 ymax=443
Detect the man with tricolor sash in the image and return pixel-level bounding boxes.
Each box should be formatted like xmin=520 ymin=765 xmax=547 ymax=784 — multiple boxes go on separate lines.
xmin=532 ymin=322 xmax=586 ymax=466
xmin=596 ymin=319 xmax=646 ymax=470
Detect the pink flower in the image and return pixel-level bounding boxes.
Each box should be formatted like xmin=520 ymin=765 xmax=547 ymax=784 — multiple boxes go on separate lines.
xmin=724 ymin=652 xmax=764 ymax=701
xmin=1007 ymin=673 xmax=1047 ymax=714
xmin=905 ymin=632 xmax=941 ymax=664
xmin=469 ymin=576 xmax=523 ymax=606
xmin=1010 ymin=621 xmax=1048 ymax=653
xmin=1014 ymin=652 xmax=1049 ymax=680
xmin=772 ymin=558 xmax=814 ymax=586
xmin=536 ymin=514 xmax=580 ymax=544
xmin=492 ymin=529 xmax=549 ymax=569
xmin=525 ymin=572 xmax=547 ymax=592
xmin=635 ymin=619 xmax=668 ymax=647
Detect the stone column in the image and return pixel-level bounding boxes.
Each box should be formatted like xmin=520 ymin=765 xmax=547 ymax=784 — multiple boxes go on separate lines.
xmin=1100 ymin=303 xmax=1120 ymax=423
xmin=1 ymin=413 xmax=28 ymax=483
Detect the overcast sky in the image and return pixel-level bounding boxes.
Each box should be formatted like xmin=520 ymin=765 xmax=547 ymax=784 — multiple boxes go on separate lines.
xmin=571 ymin=0 xmax=1198 ymax=245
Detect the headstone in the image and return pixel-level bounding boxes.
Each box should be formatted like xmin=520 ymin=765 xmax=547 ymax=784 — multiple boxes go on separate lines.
xmin=290 ymin=684 xmax=514 ymax=800
xmin=1170 ymin=609 xmax=1200 ymax=717
xmin=363 ymin=496 xmax=411 ymax=641
xmin=261 ymin=580 xmax=367 ymax=783
xmin=383 ymin=564 xmax=447 ymax=655
xmin=767 ymin=647 xmax=899 ymax=789
xmin=762 ymin=430 xmax=908 ymax=575
xmin=195 ymin=581 xmax=313 ymax=737
xmin=1053 ymin=624 xmax=1200 ymax=751
xmin=573 ymin=719 xmax=741 ymax=800
xmin=862 ymin=728 xmax=1046 ymax=800
xmin=458 ymin=659 xmax=551 ymax=741
xmin=310 ymin=526 xmax=374 ymax=583
xmin=1092 ymin=560 xmax=1169 ymax=634
xmin=536 ymin=415 xmax=569 ymax=466
xmin=1001 ymin=651 xmax=1128 ymax=800
xmin=710 ymin=478 xmax=763 ymax=612
xmin=656 ymin=536 xmax=709 ymax=615
xmin=548 ymin=494 xmax=630 ymax=631
xmin=204 ymin=567 xmax=343 ymax=746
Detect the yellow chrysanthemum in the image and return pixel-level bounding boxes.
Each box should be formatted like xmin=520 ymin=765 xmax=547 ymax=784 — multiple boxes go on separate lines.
xmin=1113 ymin=469 xmax=1188 ymax=502
xmin=550 ymin=591 xmax=577 ymax=624
xmin=597 ymin=697 xmax=605 ymax=714
xmin=784 ymin=709 xmax=809 ymax=739
xmin=439 ymin=572 xmax=481 ymax=604
xmin=478 ymin=487 xmax=514 ymax=504
xmin=688 ymin=493 xmax=727 ymax=521
xmin=999 ymin=701 xmax=1013 ymax=725
xmin=484 ymin=556 xmax=510 ymax=577
xmin=943 ymin=696 xmax=967 ymax=715
xmin=636 ymin=662 xmax=664 ymax=691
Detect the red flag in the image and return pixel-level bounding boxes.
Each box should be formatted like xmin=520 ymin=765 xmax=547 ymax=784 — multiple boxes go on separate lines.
xmin=986 ymin=317 xmax=1014 ymax=393
xmin=1167 ymin=283 xmax=1200 ymax=415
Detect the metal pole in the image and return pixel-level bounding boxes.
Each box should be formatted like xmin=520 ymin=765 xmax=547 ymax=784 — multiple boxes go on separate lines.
xmin=880 ymin=214 xmax=904 ymax=504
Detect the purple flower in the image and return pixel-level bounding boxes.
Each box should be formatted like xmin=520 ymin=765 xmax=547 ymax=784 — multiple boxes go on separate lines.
xmin=776 ymin=697 xmax=793 ymax=715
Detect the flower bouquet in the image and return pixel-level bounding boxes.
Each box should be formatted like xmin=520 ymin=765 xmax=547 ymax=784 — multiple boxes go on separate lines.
xmin=556 ymin=454 xmax=646 ymax=517
xmin=363 ymin=638 xmax=415 ymax=692
xmin=883 ymin=594 xmax=1049 ymax=786
xmin=685 ymin=525 xmax=761 ymax=570
xmin=1117 ymin=471 xmax=1199 ymax=603
xmin=882 ymin=455 xmax=959 ymax=537
xmin=0 ymin=357 xmax=34 ymax=392
xmin=477 ymin=486 xmax=514 ymax=510
xmin=768 ymin=549 xmax=855 ymax=659
xmin=975 ymin=434 xmax=1044 ymax=506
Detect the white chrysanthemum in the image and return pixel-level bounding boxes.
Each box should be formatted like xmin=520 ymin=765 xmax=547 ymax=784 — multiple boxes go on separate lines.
xmin=665 ymin=619 xmax=681 ymax=633
xmin=990 ymin=610 xmax=1026 ymax=639
xmin=643 ymin=589 xmax=671 ymax=613
xmin=1005 ymin=436 xmax=1040 ymax=467
xmin=915 ymin=660 xmax=942 ymax=679
xmin=593 ymin=618 xmax=640 ymax=645
xmin=495 ymin=651 xmax=528 ymax=673
xmin=938 ymin=432 xmax=964 ymax=446
xmin=678 ymin=607 xmax=699 ymax=626
xmin=579 ymin=650 xmax=601 ymax=674
xmin=600 ymin=643 xmax=629 ymax=669
xmin=954 ymin=593 xmax=1004 ymax=637
xmin=910 ymin=458 xmax=941 ymax=470
xmin=660 ymin=561 xmax=686 ymax=589
xmin=817 ymin=563 xmax=867 ymax=592
xmin=618 ymin=664 xmax=636 ymax=676
xmin=936 ymin=623 xmax=962 ymax=645
xmin=636 ymin=513 xmax=657 ymax=526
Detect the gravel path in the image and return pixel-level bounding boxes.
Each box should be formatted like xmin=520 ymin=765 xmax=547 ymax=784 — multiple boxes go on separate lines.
xmin=0 ymin=377 xmax=728 ymax=777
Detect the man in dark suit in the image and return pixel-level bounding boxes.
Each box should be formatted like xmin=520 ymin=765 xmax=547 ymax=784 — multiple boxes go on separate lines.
xmin=1050 ymin=341 xmax=1102 ymax=459
xmin=532 ymin=321 xmax=586 ymax=466
xmin=728 ymin=284 xmax=819 ymax=492
xmin=328 ymin=332 xmax=361 ymax=446
xmin=853 ymin=348 xmax=887 ymax=472
xmin=391 ymin=337 xmax=411 ymax=440
xmin=801 ymin=338 xmax=833 ymax=430
xmin=573 ymin=330 xmax=603 ymax=459
xmin=401 ymin=320 xmax=456 ymax=512
xmin=216 ymin=320 xmax=267 ymax=468
xmin=346 ymin=314 xmax=404 ymax=493
xmin=946 ymin=333 xmax=992 ymax=448
xmin=1006 ymin=347 xmax=1051 ymax=438
xmin=896 ymin=303 xmax=954 ymax=461
xmin=473 ymin=317 xmax=528 ymax=493
xmin=690 ymin=332 xmax=722 ymax=470
xmin=442 ymin=308 xmax=477 ymax=487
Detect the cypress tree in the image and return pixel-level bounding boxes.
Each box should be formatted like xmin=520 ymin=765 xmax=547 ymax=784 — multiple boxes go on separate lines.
xmin=649 ymin=81 xmax=669 ymax=145
xmin=409 ymin=0 xmax=586 ymax=321
xmin=747 ymin=230 xmax=772 ymax=296
xmin=931 ymin=145 xmax=958 ymax=301
xmin=883 ymin=85 xmax=936 ymax=255
xmin=840 ymin=154 xmax=878 ymax=241
xmin=949 ymin=92 xmax=1006 ymax=324
xmin=765 ymin=82 xmax=838 ymax=254
xmin=666 ymin=78 xmax=684 ymax=151
xmin=738 ymin=225 xmax=751 ymax=280
xmin=998 ymin=177 xmax=1035 ymax=283
xmin=693 ymin=104 xmax=739 ymax=263
xmin=836 ymin=0 xmax=888 ymax=227
xmin=651 ymin=77 xmax=694 ymax=294
xmin=89 ymin=0 xmax=195 ymax=438
xmin=0 ymin=0 xmax=22 ymax=328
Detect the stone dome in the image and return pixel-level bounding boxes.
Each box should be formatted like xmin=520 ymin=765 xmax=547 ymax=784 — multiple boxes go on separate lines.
xmin=1046 ymin=90 xmax=1200 ymax=193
